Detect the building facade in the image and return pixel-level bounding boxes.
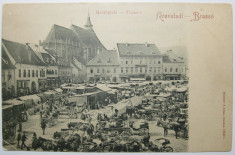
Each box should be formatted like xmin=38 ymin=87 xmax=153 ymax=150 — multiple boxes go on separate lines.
xmin=162 ymin=53 xmax=187 ymax=80
xmin=86 ymin=50 xmax=120 ymax=83
xmin=117 ymin=43 xmax=163 ymax=82
xmin=2 ymin=46 xmax=16 ymax=100
xmin=2 ymin=39 xmax=47 ymax=97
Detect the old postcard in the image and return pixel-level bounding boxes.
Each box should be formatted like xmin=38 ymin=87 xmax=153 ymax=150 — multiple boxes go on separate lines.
xmin=1 ymin=2 xmax=233 ymax=152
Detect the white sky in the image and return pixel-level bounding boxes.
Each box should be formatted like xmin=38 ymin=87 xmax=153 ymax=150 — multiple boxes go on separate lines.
xmin=2 ymin=3 xmax=188 ymax=50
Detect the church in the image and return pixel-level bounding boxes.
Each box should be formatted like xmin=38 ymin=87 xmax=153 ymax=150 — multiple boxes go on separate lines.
xmin=40 ymin=13 xmax=106 ymax=65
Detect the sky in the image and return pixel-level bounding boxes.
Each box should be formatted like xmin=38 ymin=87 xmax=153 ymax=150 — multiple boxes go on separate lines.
xmin=2 ymin=3 xmax=188 ymax=51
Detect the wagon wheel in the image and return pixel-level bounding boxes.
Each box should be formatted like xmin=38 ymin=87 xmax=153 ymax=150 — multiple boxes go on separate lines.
xmin=146 ymin=115 xmax=153 ymax=121
xmin=163 ymin=146 xmax=173 ymax=152
xmin=141 ymin=114 xmax=146 ymax=119
xmin=103 ymin=145 xmax=111 ymax=152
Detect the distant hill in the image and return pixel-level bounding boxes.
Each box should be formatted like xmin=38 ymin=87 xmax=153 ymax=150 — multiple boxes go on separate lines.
xmin=159 ymin=46 xmax=188 ymax=64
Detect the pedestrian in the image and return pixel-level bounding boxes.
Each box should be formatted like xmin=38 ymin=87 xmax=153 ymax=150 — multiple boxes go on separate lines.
xmin=17 ymin=130 xmax=21 ymax=148
xmin=163 ymin=126 xmax=168 ymax=137
xmin=31 ymin=132 xmax=38 ymax=150
xmin=21 ymin=131 xmax=27 ymax=149
xmin=174 ymin=126 xmax=180 ymax=139
xmin=41 ymin=120 xmax=47 ymax=135
xmin=19 ymin=122 xmax=22 ymax=132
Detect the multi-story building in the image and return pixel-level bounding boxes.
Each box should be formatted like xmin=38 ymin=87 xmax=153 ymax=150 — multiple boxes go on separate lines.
xmin=86 ymin=50 xmax=120 ymax=83
xmin=2 ymin=45 xmax=16 ymax=100
xmin=162 ymin=52 xmax=187 ymax=80
xmin=71 ymin=56 xmax=87 ymax=83
xmin=2 ymin=39 xmax=47 ymax=96
xmin=117 ymin=43 xmax=163 ymax=82
xmin=29 ymin=44 xmax=59 ymax=89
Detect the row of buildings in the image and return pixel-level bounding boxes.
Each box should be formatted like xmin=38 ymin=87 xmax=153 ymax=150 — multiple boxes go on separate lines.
xmin=2 ymin=14 xmax=187 ymax=100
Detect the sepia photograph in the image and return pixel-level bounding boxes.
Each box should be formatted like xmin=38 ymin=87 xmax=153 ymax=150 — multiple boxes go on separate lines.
xmin=1 ymin=2 xmax=232 ymax=153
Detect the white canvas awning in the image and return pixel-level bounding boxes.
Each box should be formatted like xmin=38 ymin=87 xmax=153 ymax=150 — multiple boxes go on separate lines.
xmin=55 ymin=88 xmax=63 ymax=93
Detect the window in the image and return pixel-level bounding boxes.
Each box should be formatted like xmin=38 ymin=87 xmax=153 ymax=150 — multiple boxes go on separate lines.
xmin=154 ymin=67 xmax=156 ymax=73
xmin=121 ymin=67 xmax=123 ymax=73
xmin=19 ymin=69 xmax=21 ymax=78
xmin=28 ymin=70 xmax=30 ymax=77
xmin=126 ymin=61 xmax=128 ymax=64
xmin=170 ymin=68 xmax=172 ymax=72
xmin=113 ymin=68 xmax=116 ymax=73
xmin=140 ymin=60 xmax=142 ymax=64
xmin=90 ymin=69 xmax=93 ymax=73
xmin=158 ymin=61 xmax=161 ymax=64
xmin=135 ymin=67 xmax=138 ymax=73
xmin=55 ymin=70 xmax=57 ymax=75
xmin=97 ymin=68 xmax=100 ymax=73
xmin=2 ymin=71 xmax=5 ymax=81
xmin=97 ymin=58 xmax=101 ymax=63
xmin=140 ymin=67 xmax=142 ymax=73
xmin=165 ymin=68 xmax=167 ymax=72
xmin=131 ymin=67 xmax=133 ymax=73
xmin=176 ymin=68 xmax=178 ymax=72
xmin=126 ymin=67 xmax=128 ymax=73
xmin=24 ymin=70 xmax=26 ymax=77
xmin=36 ymin=70 xmax=38 ymax=77
xmin=8 ymin=71 xmax=12 ymax=80
xmin=32 ymin=70 xmax=35 ymax=77
xmin=149 ymin=67 xmax=152 ymax=73
xmin=102 ymin=68 xmax=105 ymax=73
xmin=107 ymin=58 xmax=111 ymax=63
xmin=107 ymin=69 xmax=110 ymax=73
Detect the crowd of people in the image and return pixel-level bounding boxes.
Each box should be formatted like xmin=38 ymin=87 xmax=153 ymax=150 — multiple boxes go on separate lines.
xmin=8 ymin=80 xmax=188 ymax=152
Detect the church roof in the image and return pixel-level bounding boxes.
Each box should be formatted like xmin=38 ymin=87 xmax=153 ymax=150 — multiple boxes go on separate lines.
xmin=117 ymin=43 xmax=161 ymax=57
xmin=70 ymin=24 xmax=106 ymax=49
xmin=44 ymin=24 xmax=80 ymax=44
xmin=87 ymin=50 xmax=119 ymax=66
xmin=2 ymin=39 xmax=46 ymax=66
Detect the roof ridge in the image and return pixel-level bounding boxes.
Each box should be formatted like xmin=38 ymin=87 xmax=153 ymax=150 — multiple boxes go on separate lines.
xmin=53 ymin=24 xmax=71 ymax=31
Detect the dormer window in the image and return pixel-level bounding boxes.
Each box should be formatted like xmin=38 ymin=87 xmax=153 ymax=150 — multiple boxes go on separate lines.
xmin=97 ymin=58 xmax=101 ymax=63
xmin=127 ymin=51 xmax=130 ymax=54
xmin=152 ymin=52 xmax=156 ymax=54
xmin=107 ymin=58 xmax=111 ymax=63
xmin=139 ymin=51 xmax=144 ymax=54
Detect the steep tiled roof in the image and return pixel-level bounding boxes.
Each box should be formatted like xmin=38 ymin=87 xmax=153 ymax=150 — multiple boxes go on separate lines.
xmin=71 ymin=24 xmax=106 ymax=49
xmin=117 ymin=43 xmax=161 ymax=56
xmin=163 ymin=52 xmax=184 ymax=63
xmin=87 ymin=50 xmax=119 ymax=66
xmin=2 ymin=47 xmax=15 ymax=69
xmin=44 ymin=24 xmax=80 ymax=44
xmin=2 ymin=39 xmax=46 ymax=66
xmin=74 ymin=56 xmax=87 ymax=65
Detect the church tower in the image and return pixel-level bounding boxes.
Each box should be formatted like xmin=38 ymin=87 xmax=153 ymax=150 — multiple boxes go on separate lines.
xmin=84 ymin=12 xmax=93 ymax=30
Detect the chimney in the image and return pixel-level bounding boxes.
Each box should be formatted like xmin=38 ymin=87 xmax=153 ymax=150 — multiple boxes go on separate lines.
xmin=26 ymin=43 xmax=31 ymax=63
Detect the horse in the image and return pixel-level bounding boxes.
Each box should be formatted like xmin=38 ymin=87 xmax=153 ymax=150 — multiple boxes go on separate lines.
xmin=157 ymin=120 xmax=182 ymax=138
